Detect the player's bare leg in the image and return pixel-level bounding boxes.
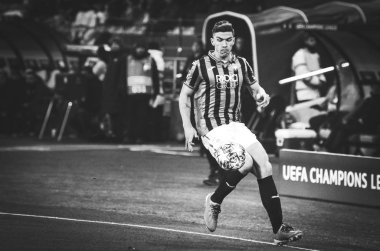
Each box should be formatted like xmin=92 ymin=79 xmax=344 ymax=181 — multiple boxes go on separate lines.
xmin=246 ymin=142 xmax=303 ymax=244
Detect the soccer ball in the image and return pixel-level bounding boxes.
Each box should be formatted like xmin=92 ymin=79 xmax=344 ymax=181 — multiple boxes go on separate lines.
xmin=214 ymin=143 xmax=246 ymax=171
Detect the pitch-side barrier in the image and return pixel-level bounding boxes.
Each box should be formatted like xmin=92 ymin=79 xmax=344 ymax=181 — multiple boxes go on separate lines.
xmin=273 ymin=149 xmax=380 ymax=207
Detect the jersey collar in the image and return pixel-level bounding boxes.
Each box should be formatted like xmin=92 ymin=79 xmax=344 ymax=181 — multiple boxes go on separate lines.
xmin=208 ymin=50 xmax=237 ymax=64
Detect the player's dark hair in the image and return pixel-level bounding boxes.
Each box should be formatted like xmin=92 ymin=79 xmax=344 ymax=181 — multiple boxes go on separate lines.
xmin=212 ymin=20 xmax=234 ymax=36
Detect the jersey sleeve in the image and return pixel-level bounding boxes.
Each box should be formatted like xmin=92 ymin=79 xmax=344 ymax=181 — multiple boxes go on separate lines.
xmin=183 ymin=60 xmax=201 ymax=89
xmin=242 ymin=58 xmax=257 ymax=86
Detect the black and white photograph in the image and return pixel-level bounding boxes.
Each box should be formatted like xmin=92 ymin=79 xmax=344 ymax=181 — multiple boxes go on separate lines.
xmin=0 ymin=0 xmax=379 ymax=250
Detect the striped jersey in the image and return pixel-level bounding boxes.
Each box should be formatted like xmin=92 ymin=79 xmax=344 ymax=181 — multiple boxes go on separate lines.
xmin=184 ymin=50 xmax=257 ymax=136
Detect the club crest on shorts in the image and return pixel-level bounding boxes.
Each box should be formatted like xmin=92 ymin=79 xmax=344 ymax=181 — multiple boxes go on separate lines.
xmin=214 ymin=143 xmax=246 ymax=170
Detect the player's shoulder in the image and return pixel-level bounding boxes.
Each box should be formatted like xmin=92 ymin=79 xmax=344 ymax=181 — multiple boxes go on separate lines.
xmin=235 ymin=55 xmax=247 ymax=63
xmin=198 ymin=54 xmax=210 ymax=63
xmin=234 ymin=55 xmax=250 ymax=68
xmin=190 ymin=55 xmax=208 ymax=68
xmin=191 ymin=56 xmax=205 ymax=65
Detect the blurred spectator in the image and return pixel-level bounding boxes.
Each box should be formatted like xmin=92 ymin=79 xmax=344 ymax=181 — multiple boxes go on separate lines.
xmin=148 ymin=41 xmax=165 ymax=141
xmin=100 ymin=36 xmax=128 ymax=141
xmin=95 ymin=3 xmax=107 ymax=25
xmin=4 ymin=0 xmax=265 ymax=38
xmin=22 ymin=68 xmax=53 ymax=135
xmin=148 ymin=41 xmax=165 ymax=84
xmin=71 ymin=4 xmax=87 ymax=43
xmin=71 ymin=3 xmax=97 ymax=44
xmin=308 ymin=63 xmax=361 ymax=148
xmin=84 ymin=48 xmax=108 ymax=83
xmin=80 ymin=49 xmax=107 ymax=139
xmin=309 ymin=66 xmax=359 ymax=123
xmin=105 ymin=0 xmax=147 ymax=34
xmin=323 ymin=83 xmax=380 ymax=154
xmin=45 ymin=61 xmax=68 ymax=90
xmin=291 ymin=33 xmax=326 ymax=103
xmin=125 ymin=42 xmax=159 ymax=143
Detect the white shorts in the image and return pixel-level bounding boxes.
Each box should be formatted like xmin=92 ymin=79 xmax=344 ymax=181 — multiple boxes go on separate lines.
xmin=201 ymin=122 xmax=258 ymax=170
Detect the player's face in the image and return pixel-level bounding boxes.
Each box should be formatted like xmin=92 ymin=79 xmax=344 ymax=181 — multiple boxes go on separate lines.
xmin=211 ymin=31 xmax=235 ymax=59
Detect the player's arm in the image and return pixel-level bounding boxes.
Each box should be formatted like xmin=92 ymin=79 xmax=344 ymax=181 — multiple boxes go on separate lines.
xmin=179 ymin=85 xmax=198 ymax=151
xmin=243 ymin=59 xmax=270 ymax=110
xmin=250 ymin=82 xmax=270 ymax=111
xmin=178 ymin=61 xmax=201 ymax=152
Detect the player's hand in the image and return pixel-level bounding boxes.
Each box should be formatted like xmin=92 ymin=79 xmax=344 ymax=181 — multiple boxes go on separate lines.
xmin=184 ymin=126 xmax=198 ymax=152
xmin=255 ymin=88 xmax=270 ymax=112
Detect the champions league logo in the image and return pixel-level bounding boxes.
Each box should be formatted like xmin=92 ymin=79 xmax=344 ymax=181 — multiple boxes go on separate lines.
xmin=216 ymin=74 xmax=238 ymax=89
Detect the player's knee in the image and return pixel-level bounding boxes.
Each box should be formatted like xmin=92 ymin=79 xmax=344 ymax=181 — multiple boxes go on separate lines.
xmin=238 ymin=152 xmax=254 ymax=175
xmin=258 ymin=160 xmax=272 ymax=179
xmin=255 ymin=152 xmax=272 ymax=178
xmin=246 ymin=143 xmax=273 ymax=178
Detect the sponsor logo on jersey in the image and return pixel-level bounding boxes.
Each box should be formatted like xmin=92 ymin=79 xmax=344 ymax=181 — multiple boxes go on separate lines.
xmin=215 ymin=74 xmax=238 ymax=89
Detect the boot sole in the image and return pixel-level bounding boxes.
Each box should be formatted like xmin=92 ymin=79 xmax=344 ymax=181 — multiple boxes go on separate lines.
xmin=274 ymin=232 xmax=303 ymax=246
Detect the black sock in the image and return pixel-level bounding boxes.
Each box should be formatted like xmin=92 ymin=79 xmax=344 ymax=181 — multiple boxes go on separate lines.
xmin=211 ymin=170 xmax=246 ymax=204
xmin=258 ymin=176 xmax=283 ymax=233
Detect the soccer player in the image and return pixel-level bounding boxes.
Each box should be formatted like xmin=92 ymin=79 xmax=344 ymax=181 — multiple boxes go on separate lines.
xmin=178 ymin=20 xmax=303 ymax=245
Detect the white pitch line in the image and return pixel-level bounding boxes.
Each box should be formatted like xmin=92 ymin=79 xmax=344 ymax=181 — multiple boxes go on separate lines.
xmin=0 ymin=211 xmax=319 ymax=251
xmin=0 ymin=144 xmax=200 ymax=156
xmin=149 ymin=149 xmax=197 ymax=156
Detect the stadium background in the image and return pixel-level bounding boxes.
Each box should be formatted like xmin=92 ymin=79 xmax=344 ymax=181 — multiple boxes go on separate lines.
xmin=0 ymin=0 xmax=380 ymax=250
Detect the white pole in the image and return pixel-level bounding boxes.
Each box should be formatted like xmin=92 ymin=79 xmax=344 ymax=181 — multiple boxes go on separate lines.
xmin=38 ymin=99 xmax=54 ymax=139
xmin=279 ymin=62 xmax=349 ymax=85
xmin=57 ymin=101 xmax=73 ymax=142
